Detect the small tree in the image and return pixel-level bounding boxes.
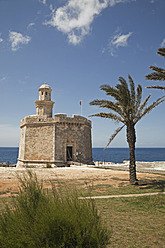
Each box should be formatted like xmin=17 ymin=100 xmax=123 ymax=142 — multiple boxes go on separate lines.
xmin=146 ymin=47 xmax=165 ymax=89
xmin=90 ymin=75 xmax=165 ymax=185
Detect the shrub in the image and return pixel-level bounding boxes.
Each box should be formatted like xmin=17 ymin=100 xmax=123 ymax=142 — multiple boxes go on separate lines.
xmin=46 ymin=163 xmax=52 ymax=168
xmin=0 ymin=171 xmax=109 ymax=248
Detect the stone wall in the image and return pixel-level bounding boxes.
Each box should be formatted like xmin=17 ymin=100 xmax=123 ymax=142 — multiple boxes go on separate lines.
xmin=17 ymin=114 xmax=93 ymax=167
xmin=18 ymin=126 xmax=26 ymax=162
xmin=24 ymin=124 xmax=54 ymax=161
xmin=54 ymin=114 xmax=92 ymax=164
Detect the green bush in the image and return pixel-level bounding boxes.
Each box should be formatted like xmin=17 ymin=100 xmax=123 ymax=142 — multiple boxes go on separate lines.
xmin=0 ymin=171 xmax=109 ymax=248
xmin=46 ymin=163 xmax=52 ymax=168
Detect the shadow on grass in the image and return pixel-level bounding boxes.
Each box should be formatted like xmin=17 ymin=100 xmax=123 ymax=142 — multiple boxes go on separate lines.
xmin=139 ymin=178 xmax=165 ymax=192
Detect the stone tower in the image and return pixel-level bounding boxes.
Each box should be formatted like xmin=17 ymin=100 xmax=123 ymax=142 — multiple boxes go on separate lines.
xmin=35 ymin=83 xmax=54 ymax=117
xmin=17 ymin=83 xmax=93 ymax=167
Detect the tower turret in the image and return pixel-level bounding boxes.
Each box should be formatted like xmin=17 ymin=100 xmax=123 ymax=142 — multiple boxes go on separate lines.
xmin=35 ymin=82 xmax=54 ymax=117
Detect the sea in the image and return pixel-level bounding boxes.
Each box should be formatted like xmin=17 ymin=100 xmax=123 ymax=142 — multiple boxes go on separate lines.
xmin=0 ymin=147 xmax=165 ymax=165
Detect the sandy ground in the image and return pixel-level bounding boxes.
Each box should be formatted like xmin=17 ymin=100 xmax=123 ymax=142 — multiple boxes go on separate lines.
xmin=0 ymin=163 xmax=164 ymax=198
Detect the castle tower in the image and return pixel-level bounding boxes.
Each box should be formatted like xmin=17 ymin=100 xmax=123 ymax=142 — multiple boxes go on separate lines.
xmin=35 ymin=83 xmax=54 ymax=117
xmin=17 ymin=83 xmax=93 ymax=168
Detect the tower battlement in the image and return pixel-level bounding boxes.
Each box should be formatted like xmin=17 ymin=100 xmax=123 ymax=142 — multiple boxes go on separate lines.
xmin=20 ymin=114 xmax=91 ymax=128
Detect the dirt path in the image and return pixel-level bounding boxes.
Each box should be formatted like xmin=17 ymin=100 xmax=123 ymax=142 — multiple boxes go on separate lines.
xmin=79 ymin=192 xmax=165 ymax=199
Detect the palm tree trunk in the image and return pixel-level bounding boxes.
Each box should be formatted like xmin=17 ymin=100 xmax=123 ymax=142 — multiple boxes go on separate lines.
xmin=126 ymin=122 xmax=138 ymax=185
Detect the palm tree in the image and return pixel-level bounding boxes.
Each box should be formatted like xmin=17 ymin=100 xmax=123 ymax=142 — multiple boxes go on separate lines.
xmin=90 ymin=75 xmax=165 ymax=185
xmin=146 ymin=47 xmax=165 ymax=89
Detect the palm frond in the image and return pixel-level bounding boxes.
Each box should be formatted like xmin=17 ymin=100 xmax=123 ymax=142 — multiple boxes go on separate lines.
xmin=146 ymin=85 xmax=165 ymax=90
xmin=128 ymin=75 xmax=136 ymax=117
xmin=157 ymin=47 xmax=165 ymax=57
xmin=118 ymin=77 xmax=129 ymax=90
xmin=100 ymin=84 xmax=121 ymax=101
xmin=147 ymin=72 xmax=165 ymax=81
xmin=117 ymin=77 xmax=131 ymax=107
xmin=89 ymin=112 xmax=123 ymax=122
xmin=128 ymin=75 xmax=135 ymax=105
xmin=104 ymin=125 xmax=125 ymax=149
xmin=149 ymin=66 xmax=165 ymax=73
xmin=89 ymin=99 xmax=124 ymax=117
xmin=135 ymin=84 xmax=142 ymax=114
xmin=146 ymin=66 xmax=165 ymax=81
xmin=136 ymin=94 xmax=151 ymax=118
xmin=89 ymin=99 xmax=106 ymax=106
xmin=146 ymin=47 xmax=165 ymax=83
xmin=135 ymin=95 xmax=165 ymax=124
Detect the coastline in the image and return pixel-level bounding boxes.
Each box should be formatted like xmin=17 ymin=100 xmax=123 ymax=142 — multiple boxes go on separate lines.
xmin=92 ymin=161 xmax=165 ymax=174
xmin=0 ymin=160 xmax=165 ymax=174
xmin=1 ymin=147 xmax=165 ymax=165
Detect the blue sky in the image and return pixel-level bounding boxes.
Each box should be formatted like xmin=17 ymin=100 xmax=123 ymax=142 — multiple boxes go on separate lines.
xmin=0 ymin=0 xmax=165 ymax=147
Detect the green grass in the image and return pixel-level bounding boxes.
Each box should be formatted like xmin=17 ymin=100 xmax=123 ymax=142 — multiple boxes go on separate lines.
xmin=95 ymin=195 xmax=165 ymax=248
xmin=76 ymin=176 xmax=165 ymax=197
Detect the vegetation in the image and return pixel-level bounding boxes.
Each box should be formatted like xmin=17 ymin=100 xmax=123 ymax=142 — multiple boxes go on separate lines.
xmin=146 ymin=47 xmax=165 ymax=89
xmin=0 ymin=171 xmax=165 ymax=248
xmin=46 ymin=163 xmax=52 ymax=168
xmin=96 ymin=195 xmax=165 ymax=248
xmin=79 ymin=178 xmax=165 ymax=197
xmin=0 ymin=171 xmax=109 ymax=248
xmin=90 ymin=75 xmax=165 ymax=185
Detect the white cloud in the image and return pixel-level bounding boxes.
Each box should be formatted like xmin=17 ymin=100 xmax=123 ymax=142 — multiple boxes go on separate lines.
xmin=39 ymin=0 xmax=46 ymax=5
xmin=161 ymin=38 xmax=165 ymax=47
xmin=109 ymin=0 xmax=134 ymax=6
xmin=111 ymin=32 xmax=132 ymax=47
xmin=45 ymin=0 xmax=134 ymax=45
xmin=0 ymin=76 xmax=7 ymax=82
xmin=0 ymin=33 xmax=3 ymax=43
xmin=9 ymin=31 xmax=31 ymax=51
xmin=109 ymin=31 xmax=133 ymax=56
xmin=27 ymin=22 xmax=35 ymax=29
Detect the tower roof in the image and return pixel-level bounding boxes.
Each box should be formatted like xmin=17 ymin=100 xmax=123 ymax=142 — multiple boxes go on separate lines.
xmin=39 ymin=82 xmax=52 ymax=91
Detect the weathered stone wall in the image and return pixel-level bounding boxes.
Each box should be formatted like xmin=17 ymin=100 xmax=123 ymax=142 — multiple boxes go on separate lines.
xmin=18 ymin=126 xmax=26 ymax=161
xmin=24 ymin=124 xmax=54 ymax=161
xmin=77 ymin=125 xmax=92 ymax=163
xmin=54 ymin=114 xmax=92 ymax=164
xmin=55 ymin=122 xmax=79 ymax=162
xmin=17 ymin=114 xmax=93 ymax=167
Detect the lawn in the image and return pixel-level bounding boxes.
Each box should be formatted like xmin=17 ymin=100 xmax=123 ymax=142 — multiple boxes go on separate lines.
xmin=75 ymin=176 xmax=165 ymax=247
xmin=95 ymin=195 xmax=165 ymax=248
xmin=72 ymin=175 xmax=165 ymax=197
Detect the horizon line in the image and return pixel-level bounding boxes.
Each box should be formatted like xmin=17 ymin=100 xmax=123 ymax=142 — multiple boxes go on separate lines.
xmin=0 ymin=147 xmax=165 ymax=149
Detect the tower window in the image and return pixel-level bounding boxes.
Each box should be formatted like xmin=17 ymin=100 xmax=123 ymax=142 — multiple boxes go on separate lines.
xmin=45 ymin=92 xmax=47 ymax=95
xmin=42 ymin=92 xmax=43 ymax=95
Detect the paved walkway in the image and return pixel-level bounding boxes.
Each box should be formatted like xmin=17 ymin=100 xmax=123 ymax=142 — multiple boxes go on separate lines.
xmin=79 ymin=192 xmax=165 ymax=199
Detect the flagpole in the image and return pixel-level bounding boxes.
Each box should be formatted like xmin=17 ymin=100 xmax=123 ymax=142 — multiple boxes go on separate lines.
xmin=80 ymin=100 xmax=82 ymax=116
